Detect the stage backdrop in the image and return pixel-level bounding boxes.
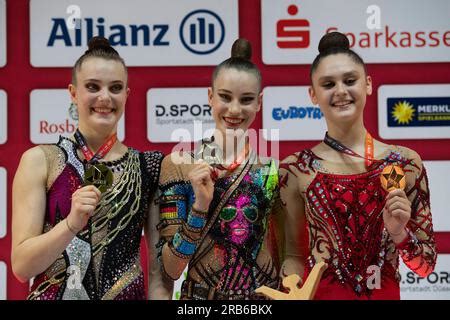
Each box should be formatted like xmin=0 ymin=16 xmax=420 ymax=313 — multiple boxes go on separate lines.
xmin=0 ymin=0 xmax=450 ymax=300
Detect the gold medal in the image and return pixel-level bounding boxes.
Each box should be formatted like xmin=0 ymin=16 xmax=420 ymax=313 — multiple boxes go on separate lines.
xmin=84 ymin=163 xmax=113 ymax=193
xmin=380 ymin=165 xmax=406 ymax=192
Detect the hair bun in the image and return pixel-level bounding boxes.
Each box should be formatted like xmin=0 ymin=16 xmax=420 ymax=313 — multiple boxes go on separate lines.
xmin=87 ymin=36 xmax=113 ymax=51
xmin=318 ymin=32 xmax=350 ymax=53
xmin=231 ymin=38 xmax=252 ymax=60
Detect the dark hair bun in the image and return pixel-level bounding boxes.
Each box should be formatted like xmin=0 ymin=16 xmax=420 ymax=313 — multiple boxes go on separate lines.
xmin=318 ymin=32 xmax=350 ymax=53
xmin=231 ymin=38 xmax=252 ymax=60
xmin=87 ymin=36 xmax=114 ymax=52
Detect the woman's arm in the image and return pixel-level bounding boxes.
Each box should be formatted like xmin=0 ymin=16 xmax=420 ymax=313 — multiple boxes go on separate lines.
xmin=157 ymin=153 xmax=213 ymax=281
xmin=11 ymin=146 xmax=100 ymax=282
xmin=394 ymin=149 xmax=437 ymax=277
xmin=11 ymin=147 xmax=75 ymax=282
xmin=279 ymin=155 xmax=308 ymax=279
xmin=146 ymin=190 xmax=174 ymax=299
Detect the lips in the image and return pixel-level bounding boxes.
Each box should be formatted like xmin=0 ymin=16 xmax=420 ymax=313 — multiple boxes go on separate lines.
xmin=223 ymin=117 xmax=244 ymax=127
xmin=91 ymin=107 xmax=115 ymax=114
xmin=232 ymin=228 xmax=248 ymax=236
xmin=331 ymin=100 xmax=353 ymax=107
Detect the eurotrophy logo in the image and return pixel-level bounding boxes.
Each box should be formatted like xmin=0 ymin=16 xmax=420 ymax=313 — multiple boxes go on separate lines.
xmin=391 ymin=100 xmax=415 ymax=125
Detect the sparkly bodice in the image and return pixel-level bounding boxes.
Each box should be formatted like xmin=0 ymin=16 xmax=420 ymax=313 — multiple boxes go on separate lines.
xmin=305 ymin=169 xmax=390 ymax=295
xmin=280 ymin=147 xmax=436 ymax=299
xmin=28 ymin=136 xmax=163 ymax=300
xmin=158 ymin=152 xmax=283 ymax=299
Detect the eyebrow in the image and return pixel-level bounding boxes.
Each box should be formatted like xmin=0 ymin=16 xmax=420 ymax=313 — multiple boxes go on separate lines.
xmin=217 ymin=89 xmax=256 ymax=96
xmin=217 ymin=89 xmax=232 ymax=93
xmin=318 ymin=71 xmax=359 ymax=81
xmin=83 ymin=79 xmax=124 ymax=84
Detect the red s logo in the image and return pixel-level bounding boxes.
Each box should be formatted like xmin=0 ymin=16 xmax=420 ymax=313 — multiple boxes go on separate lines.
xmin=276 ymin=5 xmax=310 ymax=49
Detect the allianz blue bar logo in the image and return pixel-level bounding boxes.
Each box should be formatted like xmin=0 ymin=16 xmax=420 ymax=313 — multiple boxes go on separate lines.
xmin=47 ymin=9 xmax=225 ymax=55
xmin=180 ymin=10 xmax=225 ymax=54
xmin=387 ymin=97 xmax=450 ymax=127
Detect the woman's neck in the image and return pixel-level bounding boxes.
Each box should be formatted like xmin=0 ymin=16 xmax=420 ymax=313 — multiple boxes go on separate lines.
xmin=213 ymin=129 xmax=248 ymax=164
xmin=77 ymin=125 xmax=117 ymax=153
xmin=326 ymin=121 xmax=367 ymax=151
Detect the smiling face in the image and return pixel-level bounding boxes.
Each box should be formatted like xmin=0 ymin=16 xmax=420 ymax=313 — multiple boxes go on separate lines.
xmin=69 ymin=57 xmax=129 ymax=135
xmin=208 ymin=68 xmax=261 ymax=137
xmin=309 ymin=53 xmax=372 ymax=126
xmin=220 ymin=194 xmax=259 ymax=246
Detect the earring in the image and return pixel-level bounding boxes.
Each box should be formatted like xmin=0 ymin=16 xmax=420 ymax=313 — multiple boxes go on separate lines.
xmin=68 ymin=102 xmax=79 ymax=121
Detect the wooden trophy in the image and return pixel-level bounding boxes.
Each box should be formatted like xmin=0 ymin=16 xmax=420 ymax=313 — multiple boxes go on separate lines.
xmin=255 ymin=261 xmax=327 ymax=300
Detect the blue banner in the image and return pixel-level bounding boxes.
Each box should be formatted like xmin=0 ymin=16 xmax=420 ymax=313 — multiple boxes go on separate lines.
xmin=387 ymin=97 xmax=450 ymax=127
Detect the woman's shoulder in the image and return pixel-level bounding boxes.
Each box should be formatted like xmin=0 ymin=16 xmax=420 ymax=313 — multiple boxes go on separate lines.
xmin=394 ymin=145 xmax=421 ymax=159
xmin=256 ymin=155 xmax=278 ymax=167
xmin=140 ymin=149 xmax=164 ymax=163
xmin=159 ymin=151 xmax=195 ymax=184
xmin=386 ymin=144 xmax=423 ymax=166
xmin=20 ymin=145 xmax=47 ymax=163
xmin=162 ymin=151 xmax=194 ymax=167
xmin=22 ymin=143 xmax=64 ymax=163
xmin=136 ymin=149 xmax=165 ymax=184
xmin=379 ymin=144 xmax=426 ymax=184
xmin=16 ymin=145 xmax=53 ymax=182
xmin=278 ymin=148 xmax=320 ymax=185
xmin=279 ymin=148 xmax=318 ymax=170
xmin=280 ymin=151 xmax=301 ymax=165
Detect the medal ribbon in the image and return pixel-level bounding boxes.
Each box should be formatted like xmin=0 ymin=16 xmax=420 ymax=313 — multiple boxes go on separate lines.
xmin=323 ymin=131 xmax=375 ymax=169
xmin=74 ymin=128 xmax=117 ymax=163
xmin=365 ymin=132 xmax=374 ymax=168
xmin=215 ymin=143 xmax=250 ymax=172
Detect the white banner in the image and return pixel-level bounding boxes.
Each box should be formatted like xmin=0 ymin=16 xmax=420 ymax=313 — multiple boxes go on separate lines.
xmin=378 ymin=84 xmax=450 ymax=140
xmin=147 ymin=87 xmax=214 ymax=143
xmin=262 ymin=86 xmax=326 ymax=141
xmin=400 ymin=254 xmax=450 ymax=300
xmin=30 ymin=0 xmax=238 ymax=66
xmin=0 ymin=261 xmax=6 ymax=300
xmin=262 ymin=0 xmax=450 ymax=65
xmin=0 ymin=168 xmax=5 ymax=239
xmin=0 ymin=0 xmax=6 ymax=67
xmin=30 ymin=89 xmax=125 ymax=144
xmin=424 ymin=161 xmax=450 ymax=232
xmin=0 ymin=90 xmax=6 ymax=144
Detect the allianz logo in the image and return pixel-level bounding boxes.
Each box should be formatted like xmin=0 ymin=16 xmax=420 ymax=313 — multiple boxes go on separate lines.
xmin=46 ymin=9 xmax=225 ymax=54
xmin=272 ymin=106 xmax=323 ymax=121
xmin=47 ymin=17 xmax=169 ymax=47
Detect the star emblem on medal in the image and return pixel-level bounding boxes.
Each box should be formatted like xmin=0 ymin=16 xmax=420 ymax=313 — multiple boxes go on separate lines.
xmin=380 ymin=165 xmax=406 ymax=192
xmin=84 ymin=163 xmax=113 ymax=193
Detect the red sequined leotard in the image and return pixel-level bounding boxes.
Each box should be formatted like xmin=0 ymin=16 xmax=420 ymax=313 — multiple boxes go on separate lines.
xmin=280 ymin=146 xmax=436 ymax=300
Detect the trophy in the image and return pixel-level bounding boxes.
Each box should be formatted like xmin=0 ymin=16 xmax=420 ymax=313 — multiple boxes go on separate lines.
xmin=255 ymin=261 xmax=327 ymax=300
